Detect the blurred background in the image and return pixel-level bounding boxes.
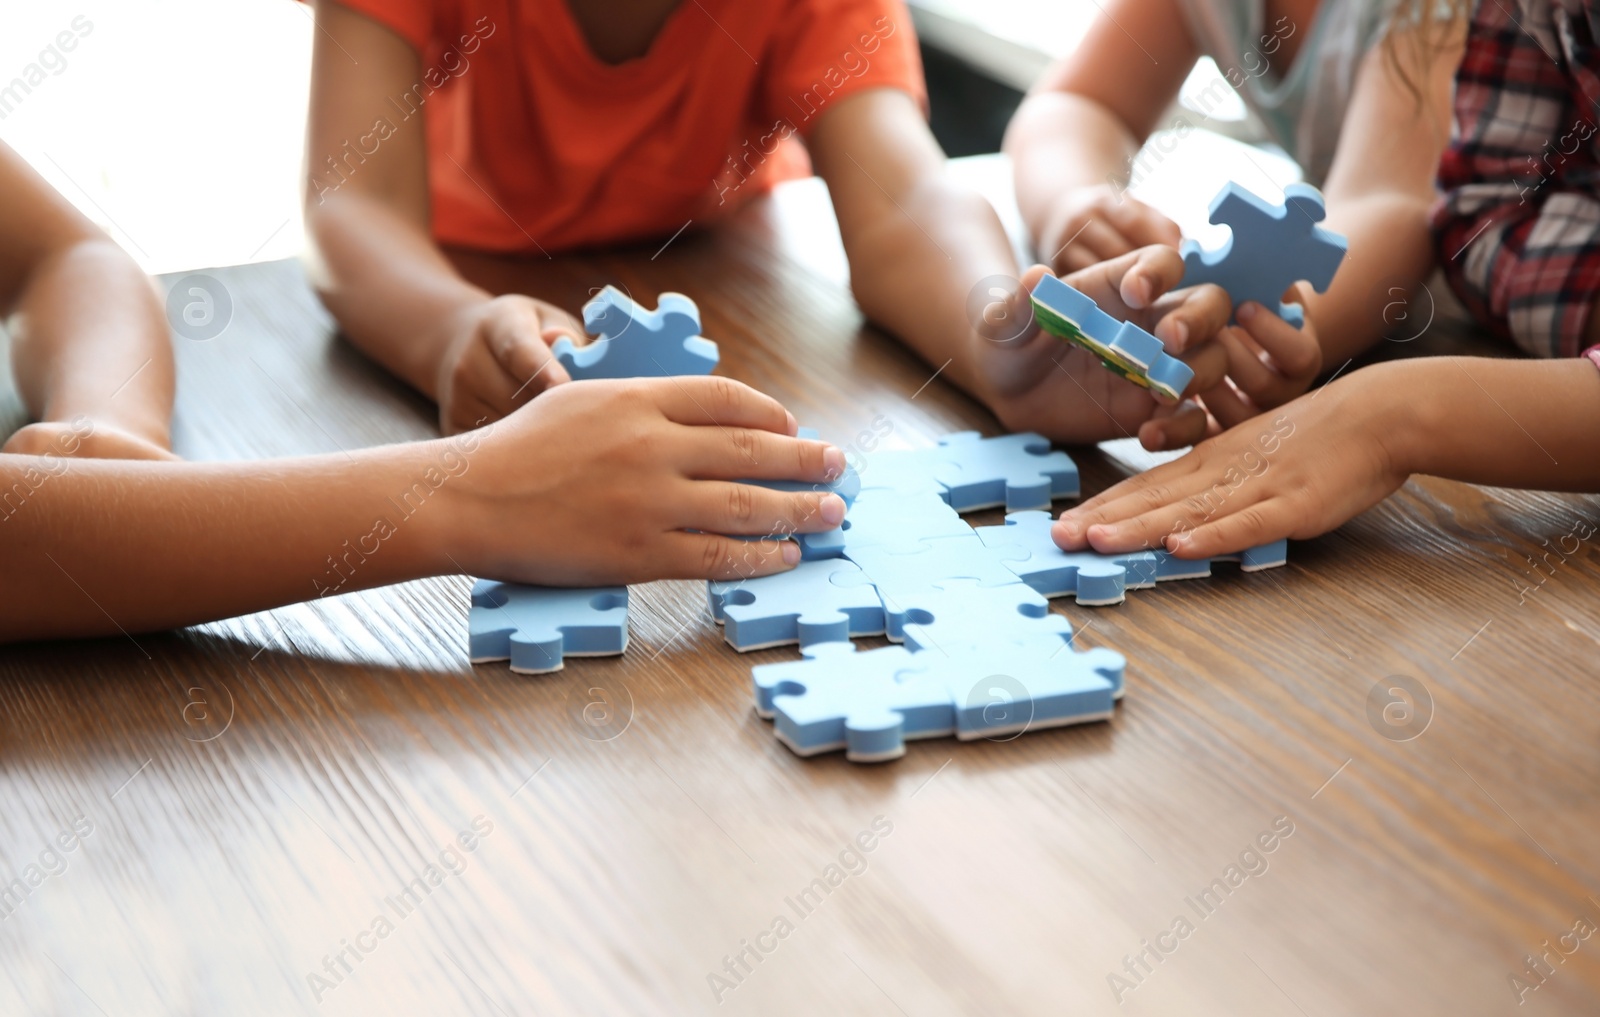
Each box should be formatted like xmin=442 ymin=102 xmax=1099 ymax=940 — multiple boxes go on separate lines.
xmin=0 ymin=0 xmax=1285 ymax=276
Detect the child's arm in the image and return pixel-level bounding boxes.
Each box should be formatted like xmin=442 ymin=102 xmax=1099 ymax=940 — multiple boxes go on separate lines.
xmin=807 ymin=88 xmax=1235 ymax=449
xmin=1 ymin=376 xmax=847 ymax=642
xmin=303 ymin=1 xmax=578 ymax=435
xmin=1053 ymin=357 xmax=1600 ymax=559
xmin=1002 ymin=0 xmax=1193 ymax=274
xmin=0 ymin=143 xmax=174 ymax=460
xmin=1300 ymin=17 xmax=1465 ymax=364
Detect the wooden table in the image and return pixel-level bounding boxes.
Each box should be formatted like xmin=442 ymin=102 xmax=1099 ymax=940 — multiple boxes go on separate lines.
xmin=4 ymin=156 xmax=1599 ymax=1017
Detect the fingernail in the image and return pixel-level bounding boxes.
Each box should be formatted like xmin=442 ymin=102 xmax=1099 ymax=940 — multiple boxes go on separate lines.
xmin=1167 ymin=320 xmax=1188 ymax=349
xmin=1128 ymin=272 xmax=1151 ymax=307
xmin=1238 ymin=302 xmax=1257 ymax=321
xmin=822 ymin=445 xmax=846 ymax=480
xmin=784 ymin=411 xmax=798 ymax=435
xmin=820 ymin=494 xmax=846 ymax=526
xmin=781 ymin=541 xmax=801 ymax=565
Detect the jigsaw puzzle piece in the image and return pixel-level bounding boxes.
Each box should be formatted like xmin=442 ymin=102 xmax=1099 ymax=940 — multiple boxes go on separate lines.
xmin=1152 ymin=538 xmax=1289 ymax=580
xmin=1029 ymin=275 xmax=1196 ymax=401
xmin=798 ymin=489 xmax=973 ymax=560
xmin=844 ymin=534 xmax=1021 ymax=605
xmin=880 ymin=577 xmax=1077 ymax=656
xmin=931 ymin=431 xmax=1081 ymax=512
xmin=707 ymin=558 xmax=886 ymax=651
xmin=854 ymin=446 xmax=953 ymax=500
xmin=551 ymin=285 xmax=720 ymax=379
xmin=468 ymin=580 xmax=628 ymax=674
xmin=752 ymin=642 xmax=954 ymax=762
xmin=919 ymin=643 xmax=1122 ymax=739
xmin=975 ymin=511 xmax=1159 ymax=605
xmin=1179 ymin=182 xmax=1348 ymax=329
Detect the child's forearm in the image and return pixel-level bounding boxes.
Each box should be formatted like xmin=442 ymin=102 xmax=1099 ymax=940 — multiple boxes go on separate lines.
xmin=0 ymin=440 xmax=462 ymax=641
xmin=1306 ymin=191 xmax=1437 ymax=363
xmin=305 ymin=192 xmax=490 ymax=400
xmin=845 ymin=173 xmax=1016 ymax=404
xmin=1388 ymin=356 xmax=1600 ymax=490
xmin=7 ymin=238 xmax=174 ymax=446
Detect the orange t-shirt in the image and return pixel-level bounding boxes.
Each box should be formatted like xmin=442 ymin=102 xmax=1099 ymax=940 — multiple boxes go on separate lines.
xmin=324 ymin=0 xmax=926 ymax=253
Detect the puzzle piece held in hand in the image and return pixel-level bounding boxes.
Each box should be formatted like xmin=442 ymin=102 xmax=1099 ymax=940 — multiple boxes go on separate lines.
xmin=976 ymin=511 xmax=1159 ymax=605
xmin=752 ymin=640 xmax=1120 ymax=763
xmin=931 ymin=432 xmax=1081 ymax=512
xmin=469 ymin=580 xmax=628 ymax=674
xmin=708 ymin=558 xmax=886 ymax=651
xmin=551 ymin=285 xmax=719 ymax=379
xmin=1030 ymin=275 xmax=1195 ymax=401
xmin=1179 ymin=182 xmax=1347 ymax=329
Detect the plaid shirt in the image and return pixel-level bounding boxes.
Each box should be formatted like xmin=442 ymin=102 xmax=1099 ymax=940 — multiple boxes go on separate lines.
xmin=1434 ymin=0 xmax=1600 ymax=358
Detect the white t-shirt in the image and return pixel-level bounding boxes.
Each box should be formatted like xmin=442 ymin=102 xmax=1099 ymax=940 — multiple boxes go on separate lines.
xmin=1181 ymin=0 xmax=1399 ymax=184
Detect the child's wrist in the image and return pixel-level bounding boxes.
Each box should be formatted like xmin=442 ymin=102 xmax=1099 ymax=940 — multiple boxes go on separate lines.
xmin=1364 ymin=359 xmax=1442 ymax=478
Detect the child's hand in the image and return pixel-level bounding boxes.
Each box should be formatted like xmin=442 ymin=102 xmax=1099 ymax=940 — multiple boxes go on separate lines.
xmin=436 ymin=295 xmax=585 ymax=435
xmin=1052 ymin=367 xmax=1409 ymax=559
xmin=973 ymin=250 xmax=1232 ymax=449
xmin=1041 ymin=186 xmax=1182 ymax=275
xmin=1196 ymin=289 xmax=1325 ymax=431
xmin=2 ymin=419 xmax=177 ymax=461
xmin=441 ymin=376 xmax=849 ymax=585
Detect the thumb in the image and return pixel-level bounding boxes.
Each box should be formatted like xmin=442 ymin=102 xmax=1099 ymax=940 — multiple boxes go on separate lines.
xmin=487 ymin=309 xmax=571 ymax=390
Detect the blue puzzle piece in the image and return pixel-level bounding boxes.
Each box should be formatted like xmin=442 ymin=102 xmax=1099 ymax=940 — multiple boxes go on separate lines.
xmin=1179 ymin=182 xmax=1347 ymax=329
xmin=854 ymin=446 xmax=952 ymax=500
xmin=551 ymin=285 xmax=720 ymax=379
xmin=975 ymin=511 xmax=1159 ymax=605
xmin=884 ymin=578 xmax=1078 ymax=658
xmin=740 ymin=427 xmax=859 ymax=517
xmin=1152 ymin=539 xmax=1289 ymax=580
xmin=469 ymin=580 xmax=628 ymax=674
xmin=798 ymin=489 xmax=973 ymax=560
xmin=844 ymin=534 xmax=1021 ymax=604
xmin=708 ymin=558 xmax=885 ymax=651
xmin=931 ymin=432 xmax=1081 ymax=512
xmin=1030 ymin=275 xmax=1195 ymax=401
xmin=752 ymin=643 xmax=953 ymax=762
xmin=920 ymin=643 xmax=1122 ymax=740
xmin=752 ymin=640 xmax=1121 ymax=762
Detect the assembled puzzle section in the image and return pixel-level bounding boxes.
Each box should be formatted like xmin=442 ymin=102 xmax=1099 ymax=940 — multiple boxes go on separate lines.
xmin=1030 ymin=275 xmax=1195 ymax=401
xmin=976 ymin=511 xmax=1159 ymax=605
xmin=708 ymin=558 xmax=886 ymax=652
xmin=930 ymin=432 xmax=1081 ymax=512
xmin=752 ymin=640 xmax=1121 ymax=762
xmin=469 ymin=580 xmax=629 ymax=675
xmin=551 ymin=285 xmax=720 ymax=379
xmin=1179 ymin=182 xmax=1347 ymax=329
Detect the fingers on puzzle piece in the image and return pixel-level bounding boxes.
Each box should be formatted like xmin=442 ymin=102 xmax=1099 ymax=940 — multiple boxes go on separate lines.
xmin=1178 ymin=182 xmax=1348 ymax=330
xmin=1029 ymin=275 xmax=1195 ymax=401
xmin=551 ymin=285 xmax=720 ymax=379
xmin=975 ymin=511 xmax=1160 ymax=605
xmin=738 ymin=426 xmax=860 ymax=519
xmin=468 ymin=580 xmax=629 ymax=674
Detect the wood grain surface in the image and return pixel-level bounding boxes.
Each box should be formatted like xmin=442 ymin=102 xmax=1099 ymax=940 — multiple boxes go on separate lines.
xmin=3 ymin=156 xmax=1600 ymax=1017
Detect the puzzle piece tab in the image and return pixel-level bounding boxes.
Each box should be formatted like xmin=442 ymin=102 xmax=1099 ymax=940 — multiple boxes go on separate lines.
xmin=1179 ymin=182 xmax=1347 ymax=329
xmin=708 ymin=558 xmax=886 ymax=651
xmin=551 ymin=285 xmax=720 ymax=379
xmin=930 ymin=432 xmax=1081 ymax=512
xmin=976 ymin=511 xmax=1159 ymax=605
xmin=469 ymin=580 xmax=628 ymax=674
xmin=1030 ymin=275 xmax=1195 ymax=401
